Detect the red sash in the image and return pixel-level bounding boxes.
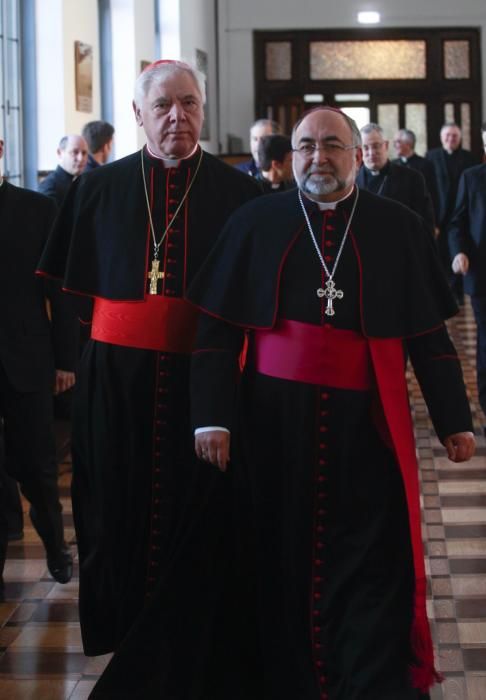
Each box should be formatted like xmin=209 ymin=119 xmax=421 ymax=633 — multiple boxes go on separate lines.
xmin=91 ymin=296 xmax=199 ymax=353
xmin=254 ymin=320 xmax=372 ymax=390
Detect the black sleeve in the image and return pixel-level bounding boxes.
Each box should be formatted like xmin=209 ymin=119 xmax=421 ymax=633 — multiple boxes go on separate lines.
xmin=46 ymin=278 xmax=80 ymax=372
xmin=406 ymin=325 xmax=473 ymax=441
xmin=191 ymin=312 xmax=245 ymax=432
xmin=448 ymin=173 xmax=471 ymax=259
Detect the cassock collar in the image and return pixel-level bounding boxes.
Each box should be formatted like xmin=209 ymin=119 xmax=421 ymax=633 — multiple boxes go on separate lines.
xmin=301 ymin=185 xmax=357 ymax=218
xmin=143 ymin=144 xmax=202 ymax=170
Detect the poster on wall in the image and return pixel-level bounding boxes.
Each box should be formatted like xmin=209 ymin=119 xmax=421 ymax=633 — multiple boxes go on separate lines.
xmin=140 ymin=60 xmax=151 ymax=73
xmin=74 ymin=41 xmax=93 ymax=113
xmin=196 ymin=49 xmax=210 ymax=140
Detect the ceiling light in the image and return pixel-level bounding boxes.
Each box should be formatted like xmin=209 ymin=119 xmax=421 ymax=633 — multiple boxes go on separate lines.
xmin=357 ymin=11 xmax=381 ymax=24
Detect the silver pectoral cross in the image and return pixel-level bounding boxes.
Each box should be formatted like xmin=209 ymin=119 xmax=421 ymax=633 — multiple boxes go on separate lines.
xmin=317 ymin=278 xmax=343 ymax=317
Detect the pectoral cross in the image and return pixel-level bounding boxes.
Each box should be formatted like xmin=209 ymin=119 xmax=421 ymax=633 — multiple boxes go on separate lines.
xmin=147 ymin=259 xmax=164 ymax=295
xmin=317 ymin=278 xmax=343 ymax=317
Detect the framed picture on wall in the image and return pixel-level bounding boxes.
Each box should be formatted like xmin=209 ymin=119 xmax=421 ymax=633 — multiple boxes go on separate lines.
xmin=74 ymin=41 xmax=93 ymax=113
xmin=140 ymin=60 xmax=151 ymax=73
xmin=196 ymin=49 xmax=210 ymax=140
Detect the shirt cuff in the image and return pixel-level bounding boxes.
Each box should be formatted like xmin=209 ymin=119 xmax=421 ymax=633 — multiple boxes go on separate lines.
xmin=194 ymin=426 xmax=230 ymax=436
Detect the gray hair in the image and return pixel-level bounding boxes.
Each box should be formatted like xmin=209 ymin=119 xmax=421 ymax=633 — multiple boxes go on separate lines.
xmin=251 ymin=118 xmax=281 ymax=134
xmin=134 ymin=60 xmax=206 ymax=106
xmin=291 ymin=107 xmax=362 ymax=147
xmin=396 ymin=128 xmax=416 ymax=147
xmin=360 ymin=122 xmax=384 ymax=138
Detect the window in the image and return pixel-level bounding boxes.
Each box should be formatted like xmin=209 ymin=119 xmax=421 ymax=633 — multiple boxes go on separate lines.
xmin=0 ymin=0 xmax=22 ymax=184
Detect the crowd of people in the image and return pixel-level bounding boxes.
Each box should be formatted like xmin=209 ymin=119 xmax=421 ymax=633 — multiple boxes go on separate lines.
xmin=0 ymin=57 xmax=485 ymax=699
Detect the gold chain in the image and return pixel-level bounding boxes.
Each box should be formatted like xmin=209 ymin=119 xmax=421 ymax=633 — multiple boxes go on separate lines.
xmin=140 ymin=147 xmax=204 ymax=260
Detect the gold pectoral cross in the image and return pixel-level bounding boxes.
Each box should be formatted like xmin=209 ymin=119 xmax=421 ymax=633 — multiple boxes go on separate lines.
xmin=147 ymin=259 xmax=164 ymax=295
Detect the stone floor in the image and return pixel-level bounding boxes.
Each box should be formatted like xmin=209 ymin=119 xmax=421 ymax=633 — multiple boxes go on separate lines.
xmin=0 ymin=301 xmax=485 ymax=699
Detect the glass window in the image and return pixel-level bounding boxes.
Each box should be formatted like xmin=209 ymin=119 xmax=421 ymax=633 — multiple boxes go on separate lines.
xmin=265 ymin=41 xmax=292 ymax=81
xmin=0 ymin=0 xmax=22 ymax=185
xmin=405 ymin=103 xmax=427 ymax=155
xmin=377 ymin=104 xmax=399 ymax=141
xmin=460 ymin=103 xmax=471 ymax=149
xmin=310 ymin=41 xmax=426 ymax=80
xmin=444 ymin=40 xmax=470 ymax=80
xmin=444 ymin=103 xmax=455 ymax=123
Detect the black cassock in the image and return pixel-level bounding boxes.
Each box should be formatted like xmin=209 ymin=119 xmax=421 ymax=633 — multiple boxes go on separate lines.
xmin=38 ymin=147 xmax=260 ymax=698
xmin=188 ymin=188 xmax=473 ymax=700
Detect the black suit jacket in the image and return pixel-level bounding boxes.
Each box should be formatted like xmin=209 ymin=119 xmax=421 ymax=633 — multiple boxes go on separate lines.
xmin=0 ymin=182 xmax=77 ymax=392
xmin=425 ymin=147 xmax=476 ymax=228
xmin=356 ymin=161 xmax=435 ymax=236
xmin=38 ymin=165 xmax=74 ymax=207
xmin=392 ymin=153 xmax=439 ymax=221
xmin=448 ymin=164 xmax=486 ymax=297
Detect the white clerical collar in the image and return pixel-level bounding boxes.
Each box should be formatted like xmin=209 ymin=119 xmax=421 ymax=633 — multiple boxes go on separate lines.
xmin=146 ymin=143 xmax=199 ymax=168
xmin=316 ymin=187 xmax=355 ymax=210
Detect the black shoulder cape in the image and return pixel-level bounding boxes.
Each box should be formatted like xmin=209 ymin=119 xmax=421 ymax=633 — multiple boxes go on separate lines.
xmin=187 ymin=187 xmax=457 ymax=338
xmin=37 ymin=149 xmax=261 ymax=300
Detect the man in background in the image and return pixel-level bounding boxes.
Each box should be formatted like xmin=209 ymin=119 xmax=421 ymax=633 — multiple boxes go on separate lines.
xmin=357 ymin=122 xmax=435 ymax=237
xmin=38 ymin=134 xmax=88 ymax=205
xmin=236 ymin=118 xmax=281 ymax=178
xmin=449 ymin=123 xmax=486 ymax=428
xmin=82 ymin=120 xmax=115 ymax=171
xmin=0 ymin=136 xmax=76 ymax=595
xmin=256 ymin=134 xmax=294 ymax=193
xmin=426 ymin=123 xmax=476 ymax=303
xmin=392 ymin=128 xmax=439 ymax=221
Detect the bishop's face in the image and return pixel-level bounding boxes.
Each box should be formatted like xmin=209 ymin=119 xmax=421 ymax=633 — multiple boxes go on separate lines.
xmin=292 ymin=110 xmax=362 ymax=203
xmin=133 ymin=71 xmax=204 ymax=159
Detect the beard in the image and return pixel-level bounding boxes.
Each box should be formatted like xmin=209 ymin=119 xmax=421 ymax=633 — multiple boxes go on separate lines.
xmin=294 ymin=167 xmax=354 ymax=197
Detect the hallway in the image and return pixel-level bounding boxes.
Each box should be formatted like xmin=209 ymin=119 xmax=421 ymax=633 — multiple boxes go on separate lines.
xmin=0 ymin=302 xmax=485 ymax=700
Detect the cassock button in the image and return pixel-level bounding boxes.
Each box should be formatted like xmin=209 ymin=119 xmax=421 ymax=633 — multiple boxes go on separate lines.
xmin=324 ymin=255 xmax=333 ymax=263
xmin=317 ymin=542 xmax=324 ymax=549
xmin=325 ymin=240 xmax=334 ymax=247
xmin=318 ymin=476 xmax=325 ymax=482
xmin=316 ymin=660 xmax=324 ymax=668
xmin=314 ymin=626 xmax=321 ymax=633
xmin=314 ymin=592 xmax=321 ymax=600
xmin=321 ymin=393 xmax=329 ymax=400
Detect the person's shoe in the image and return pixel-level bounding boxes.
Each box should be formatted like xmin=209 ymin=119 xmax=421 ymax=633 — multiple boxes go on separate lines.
xmin=0 ymin=575 xmax=5 ymax=602
xmin=46 ymin=545 xmax=73 ymax=584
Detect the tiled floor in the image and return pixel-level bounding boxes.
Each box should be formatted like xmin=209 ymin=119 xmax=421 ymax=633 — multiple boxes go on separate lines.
xmin=0 ymin=302 xmax=485 ymax=699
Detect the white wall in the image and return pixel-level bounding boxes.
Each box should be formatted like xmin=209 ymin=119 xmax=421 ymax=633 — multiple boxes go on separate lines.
xmin=36 ymin=0 xmax=100 ymax=170
xmin=111 ymin=0 xmax=157 ymax=157
xmin=218 ymin=0 xmax=486 ymax=151
xmin=179 ymin=0 xmax=219 ymax=153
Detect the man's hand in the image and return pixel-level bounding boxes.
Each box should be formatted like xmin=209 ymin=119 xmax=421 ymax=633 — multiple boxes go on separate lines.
xmin=451 ymin=253 xmax=469 ymax=275
xmin=195 ymin=430 xmax=230 ymax=473
xmin=443 ymin=431 xmax=475 ymax=462
xmin=54 ymin=370 xmax=76 ymax=395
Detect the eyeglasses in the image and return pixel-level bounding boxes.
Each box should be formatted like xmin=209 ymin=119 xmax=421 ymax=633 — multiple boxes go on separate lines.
xmin=292 ymin=142 xmax=358 ymax=157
